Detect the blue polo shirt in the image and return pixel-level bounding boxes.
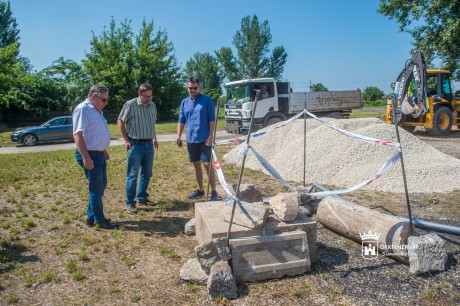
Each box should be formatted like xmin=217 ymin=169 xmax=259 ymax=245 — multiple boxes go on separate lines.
xmin=178 ymin=93 xmax=215 ymax=143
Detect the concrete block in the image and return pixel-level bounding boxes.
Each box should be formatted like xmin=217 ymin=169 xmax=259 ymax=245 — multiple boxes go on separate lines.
xmin=229 ymin=230 xmax=311 ymax=282
xmin=222 ymin=200 xmax=269 ymax=229
xmin=195 ymin=201 xmax=317 ymax=263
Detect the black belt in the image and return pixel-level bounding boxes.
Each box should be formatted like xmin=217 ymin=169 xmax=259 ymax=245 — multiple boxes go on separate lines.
xmin=88 ymin=150 xmax=104 ymax=153
xmin=130 ymin=138 xmax=152 ymax=142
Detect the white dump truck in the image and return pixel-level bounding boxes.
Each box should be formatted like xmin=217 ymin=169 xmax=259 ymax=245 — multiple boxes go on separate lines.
xmin=224 ymin=78 xmax=363 ymax=134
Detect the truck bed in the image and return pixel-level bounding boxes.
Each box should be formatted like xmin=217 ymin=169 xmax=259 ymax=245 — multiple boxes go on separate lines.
xmin=288 ymin=90 xmax=363 ymax=113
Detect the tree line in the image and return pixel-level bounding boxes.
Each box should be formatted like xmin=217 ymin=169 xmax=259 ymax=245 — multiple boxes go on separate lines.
xmin=0 ymin=3 xmax=288 ymax=121
xmin=1 ymin=1 xmax=459 ymax=121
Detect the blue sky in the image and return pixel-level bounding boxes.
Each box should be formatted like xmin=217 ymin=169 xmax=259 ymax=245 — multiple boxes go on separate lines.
xmin=9 ymin=0 xmax=437 ymax=93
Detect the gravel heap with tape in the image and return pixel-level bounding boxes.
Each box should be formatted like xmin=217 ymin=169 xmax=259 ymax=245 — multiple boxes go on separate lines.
xmin=223 ymin=118 xmax=460 ymax=193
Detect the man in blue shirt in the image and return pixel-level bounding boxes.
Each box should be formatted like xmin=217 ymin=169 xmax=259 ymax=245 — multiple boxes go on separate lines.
xmin=176 ymin=77 xmax=219 ymax=201
xmin=73 ymin=84 xmax=118 ymax=229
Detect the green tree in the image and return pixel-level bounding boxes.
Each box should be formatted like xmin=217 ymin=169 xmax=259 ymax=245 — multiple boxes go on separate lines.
xmin=215 ymin=47 xmax=240 ymax=81
xmin=185 ymin=52 xmax=223 ymax=102
xmin=378 ymin=1 xmax=460 ymax=79
xmin=216 ymin=15 xmax=288 ymax=81
xmin=133 ymin=20 xmax=184 ymax=120
xmin=41 ymin=57 xmax=91 ymax=111
xmin=83 ymin=18 xmax=136 ymax=110
xmin=0 ymin=43 xmax=29 ymax=109
xmin=82 ymin=18 xmax=183 ymax=119
xmin=0 ymin=0 xmax=20 ymax=48
xmin=363 ymin=86 xmax=385 ymax=106
xmin=310 ymin=83 xmax=328 ymax=92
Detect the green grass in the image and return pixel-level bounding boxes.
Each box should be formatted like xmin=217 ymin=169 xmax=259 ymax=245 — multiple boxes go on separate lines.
xmin=0 ymin=142 xmax=287 ymax=304
xmin=350 ymin=107 xmax=386 ymax=119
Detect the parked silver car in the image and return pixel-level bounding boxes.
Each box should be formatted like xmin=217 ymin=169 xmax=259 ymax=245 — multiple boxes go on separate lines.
xmin=11 ymin=116 xmax=73 ymax=146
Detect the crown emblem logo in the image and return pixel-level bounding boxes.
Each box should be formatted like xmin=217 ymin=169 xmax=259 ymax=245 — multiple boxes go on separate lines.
xmin=359 ymin=230 xmax=381 ymax=241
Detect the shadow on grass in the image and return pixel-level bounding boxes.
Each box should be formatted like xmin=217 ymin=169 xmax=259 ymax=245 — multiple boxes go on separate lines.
xmin=0 ymin=242 xmax=39 ymax=274
xmin=119 ymin=216 xmax=190 ymax=237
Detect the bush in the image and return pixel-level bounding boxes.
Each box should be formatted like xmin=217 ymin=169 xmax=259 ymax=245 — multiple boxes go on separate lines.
xmin=364 ymin=99 xmax=387 ymax=107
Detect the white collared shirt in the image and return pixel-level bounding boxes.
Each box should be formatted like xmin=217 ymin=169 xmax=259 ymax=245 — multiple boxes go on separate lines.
xmin=72 ymin=99 xmax=111 ymax=150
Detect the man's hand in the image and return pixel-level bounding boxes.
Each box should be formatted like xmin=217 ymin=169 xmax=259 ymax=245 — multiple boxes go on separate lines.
xmin=104 ymin=150 xmax=110 ymax=161
xmin=83 ymin=158 xmax=94 ymax=170
xmin=205 ymin=136 xmax=213 ymax=147
xmin=176 ymin=138 xmax=183 ymax=147
xmin=124 ymin=140 xmax=132 ymax=151
xmin=154 ymin=140 xmax=159 ymax=151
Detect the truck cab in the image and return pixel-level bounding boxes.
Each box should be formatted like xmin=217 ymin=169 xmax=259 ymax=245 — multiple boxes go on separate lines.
xmin=224 ymin=78 xmax=290 ymax=134
xmin=224 ymin=78 xmax=363 ymax=134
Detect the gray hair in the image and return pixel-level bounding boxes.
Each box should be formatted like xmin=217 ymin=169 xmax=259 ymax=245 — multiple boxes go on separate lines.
xmin=87 ymin=84 xmax=109 ymax=98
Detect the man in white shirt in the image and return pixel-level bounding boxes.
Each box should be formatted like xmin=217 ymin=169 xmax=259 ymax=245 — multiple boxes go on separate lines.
xmin=73 ymin=84 xmax=117 ymax=230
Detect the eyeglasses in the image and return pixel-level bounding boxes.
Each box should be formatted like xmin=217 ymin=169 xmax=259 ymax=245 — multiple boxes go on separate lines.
xmin=141 ymin=93 xmax=153 ymax=100
xmin=188 ymin=87 xmax=198 ymax=90
xmin=94 ymin=94 xmax=108 ymax=103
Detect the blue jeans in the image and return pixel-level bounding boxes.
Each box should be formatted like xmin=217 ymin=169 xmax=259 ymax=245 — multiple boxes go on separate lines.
xmin=75 ymin=150 xmax=107 ymax=223
xmin=126 ymin=139 xmax=154 ymax=205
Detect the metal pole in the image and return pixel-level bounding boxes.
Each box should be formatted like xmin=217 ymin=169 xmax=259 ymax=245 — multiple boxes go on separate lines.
xmin=391 ymin=96 xmax=415 ymax=235
xmin=303 ymin=102 xmax=307 ymax=187
xmin=206 ymin=98 xmax=220 ymax=200
xmin=226 ymin=93 xmax=260 ymax=241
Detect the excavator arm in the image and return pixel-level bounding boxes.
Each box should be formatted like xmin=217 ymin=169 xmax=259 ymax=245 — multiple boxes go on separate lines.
xmin=392 ymin=50 xmax=428 ymax=121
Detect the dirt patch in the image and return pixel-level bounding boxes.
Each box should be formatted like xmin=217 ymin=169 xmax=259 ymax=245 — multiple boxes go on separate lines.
xmin=414 ymin=129 xmax=460 ymax=159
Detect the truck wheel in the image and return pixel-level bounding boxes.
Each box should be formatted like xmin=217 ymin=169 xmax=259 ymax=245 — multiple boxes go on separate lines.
xmin=266 ymin=117 xmax=282 ymax=127
xmin=327 ymin=112 xmax=344 ymax=119
xmin=429 ymin=107 xmax=452 ymax=136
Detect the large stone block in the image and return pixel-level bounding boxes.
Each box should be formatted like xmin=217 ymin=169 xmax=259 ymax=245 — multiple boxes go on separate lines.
xmin=229 ymin=230 xmax=311 ymax=282
xmin=195 ymin=201 xmax=317 ymax=263
xmin=222 ymin=200 xmax=269 ymax=229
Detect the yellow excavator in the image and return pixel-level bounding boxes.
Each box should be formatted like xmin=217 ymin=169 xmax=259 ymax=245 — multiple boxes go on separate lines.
xmin=385 ymin=50 xmax=460 ymax=136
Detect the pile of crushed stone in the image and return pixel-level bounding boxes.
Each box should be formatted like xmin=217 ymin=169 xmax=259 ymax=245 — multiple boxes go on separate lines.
xmin=223 ymin=118 xmax=460 ymax=193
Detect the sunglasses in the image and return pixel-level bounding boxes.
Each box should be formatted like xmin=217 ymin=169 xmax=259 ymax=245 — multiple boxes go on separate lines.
xmin=94 ymin=94 xmax=108 ymax=103
xmin=188 ymin=87 xmax=198 ymax=90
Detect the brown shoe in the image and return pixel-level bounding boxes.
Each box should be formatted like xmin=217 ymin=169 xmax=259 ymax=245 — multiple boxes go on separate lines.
xmin=126 ymin=205 xmax=138 ymax=214
xmin=138 ymin=199 xmax=158 ymax=206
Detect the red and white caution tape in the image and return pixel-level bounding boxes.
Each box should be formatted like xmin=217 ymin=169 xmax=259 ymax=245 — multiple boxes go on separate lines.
xmin=249 ymin=146 xmax=401 ymax=198
xmin=214 ymin=109 xmax=402 ymax=198
xmin=211 ymin=148 xmax=236 ymax=201
xmin=304 ymin=110 xmax=401 ymax=149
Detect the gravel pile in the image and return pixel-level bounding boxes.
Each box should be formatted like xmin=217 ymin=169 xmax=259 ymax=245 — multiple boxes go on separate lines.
xmin=224 ymin=118 xmax=460 ymax=193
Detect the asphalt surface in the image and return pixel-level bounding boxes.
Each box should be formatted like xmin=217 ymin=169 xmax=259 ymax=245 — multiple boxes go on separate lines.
xmin=0 ymin=131 xmax=233 ymax=154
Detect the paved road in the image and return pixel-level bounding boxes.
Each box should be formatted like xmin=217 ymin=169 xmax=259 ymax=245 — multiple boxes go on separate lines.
xmin=0 ymin=131 xmax=233 ymax=154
